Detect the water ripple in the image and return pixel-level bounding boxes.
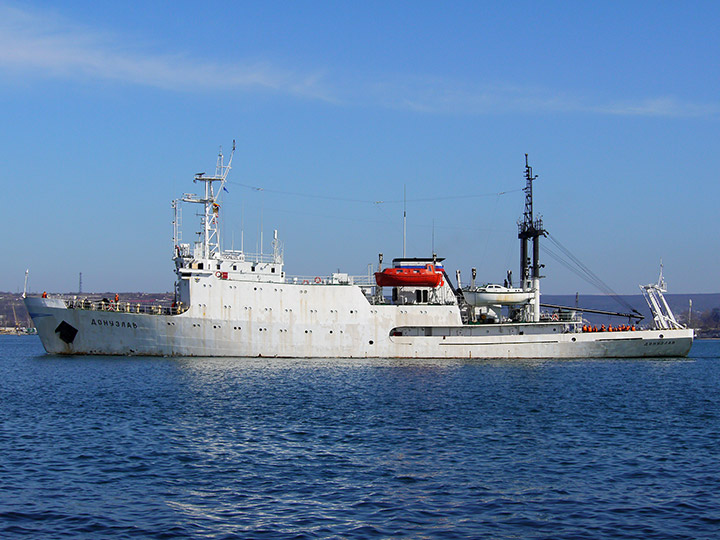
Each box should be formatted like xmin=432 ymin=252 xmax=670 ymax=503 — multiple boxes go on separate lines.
xmin=1 ymin=337 xmax=719 ymax=538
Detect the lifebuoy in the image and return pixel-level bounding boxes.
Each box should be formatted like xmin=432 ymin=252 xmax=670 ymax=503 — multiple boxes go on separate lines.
xmin=314 ymin=277 xmax=322 ymax=284
xmin=551 ymin=313 xmax=559 ymax=321
xmin=302 ymin=279 xmax=309 ymax=285
xmin=215 ymin=271 xmax=222 ymax=278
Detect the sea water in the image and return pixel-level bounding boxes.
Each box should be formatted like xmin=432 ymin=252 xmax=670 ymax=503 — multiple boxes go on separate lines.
xmin=1 ymin=335 xmax=719 ymax=539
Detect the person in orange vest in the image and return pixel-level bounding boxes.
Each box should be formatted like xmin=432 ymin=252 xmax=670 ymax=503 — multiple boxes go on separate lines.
xmin=42 ymin=291 xmax=47 ymax=298
xmin=600 ymin=324 xmax=606 ymax=332
xmin=592 ymin=325 xmax=597 ymax=332
xmin=115 ymin=293 xmax=119 ymax=303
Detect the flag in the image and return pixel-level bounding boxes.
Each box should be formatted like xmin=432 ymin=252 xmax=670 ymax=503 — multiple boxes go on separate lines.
xmin=223 ymin=186 xmax=229 ymax=193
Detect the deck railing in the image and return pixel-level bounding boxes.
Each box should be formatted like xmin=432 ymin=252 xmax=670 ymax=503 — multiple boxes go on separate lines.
xmin=285 ymin=275 xmax=375 ymax=286
xmin=65 ymin=298 xmax=189 ymax=316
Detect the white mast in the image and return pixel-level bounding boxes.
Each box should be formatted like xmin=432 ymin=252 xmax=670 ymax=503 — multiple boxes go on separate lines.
xmin=182 ymin=141 xmax=235 ymax=260
xmin=171 ymin=198 xmax=182 ymax=254
xmin=22 ymin=269 xmax=29 ymax=298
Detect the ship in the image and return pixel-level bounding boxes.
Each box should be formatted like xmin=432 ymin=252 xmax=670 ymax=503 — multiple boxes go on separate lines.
xmin=25 ymin=147 xmax=694 ymax=358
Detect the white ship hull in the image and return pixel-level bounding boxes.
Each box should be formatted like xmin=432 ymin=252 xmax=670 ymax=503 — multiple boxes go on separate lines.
xmin=25 ymin=290 xmax=694 ymax=359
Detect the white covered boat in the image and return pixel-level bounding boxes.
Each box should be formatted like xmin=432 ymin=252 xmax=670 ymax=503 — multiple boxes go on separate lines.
xmin=462 ymin=284 xmax=535 ymax=306
xmin=24 ymin=149 xmax=694 ymax=358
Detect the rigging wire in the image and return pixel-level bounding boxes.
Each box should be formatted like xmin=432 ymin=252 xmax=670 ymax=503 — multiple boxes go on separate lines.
xmin=543 ymin=233 xmax=637 ymax=313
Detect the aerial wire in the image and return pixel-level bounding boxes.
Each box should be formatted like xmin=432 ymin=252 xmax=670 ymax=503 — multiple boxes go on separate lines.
xmin=225 ymin=180 xmax=521 ymax=205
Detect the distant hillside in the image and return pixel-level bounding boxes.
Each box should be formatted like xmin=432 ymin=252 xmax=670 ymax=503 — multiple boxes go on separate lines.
xmin=544 ymin=293 xmax=718 ymax=316
xmin=543 ymin=293 xmax=720 ymax=335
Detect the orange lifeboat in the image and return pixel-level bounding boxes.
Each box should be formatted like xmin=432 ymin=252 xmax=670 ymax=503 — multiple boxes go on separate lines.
xmin=374 ymin=264 xmax=444 ymax=288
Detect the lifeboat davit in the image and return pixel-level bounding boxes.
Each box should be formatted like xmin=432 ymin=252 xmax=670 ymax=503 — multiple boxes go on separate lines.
xmin=375 ymin=264 xmax=444 ymax=288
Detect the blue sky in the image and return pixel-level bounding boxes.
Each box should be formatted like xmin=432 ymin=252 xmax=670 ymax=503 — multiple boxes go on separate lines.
xmin=1 ymin=1 xmax=718 ymax=295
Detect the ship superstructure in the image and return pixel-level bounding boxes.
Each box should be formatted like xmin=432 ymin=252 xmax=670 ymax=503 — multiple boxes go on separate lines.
xmin=25 ymin=149 xmax=694 ymax=358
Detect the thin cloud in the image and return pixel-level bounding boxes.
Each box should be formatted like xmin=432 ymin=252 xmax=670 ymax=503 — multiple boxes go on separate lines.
xmin=595 ymin=97 xmax=720 ymax=118
xmin=361 ymin=76 xmax=720 ymax=118
xmin=0 ymin=4 xmax=334 ymax=100
xmin=0 ymin=4 xmax=716 ymax=119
